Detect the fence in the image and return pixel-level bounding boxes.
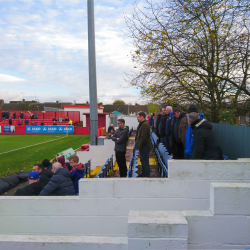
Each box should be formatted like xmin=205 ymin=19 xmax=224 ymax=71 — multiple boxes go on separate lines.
xmin=211 ymin=123 xmax=250 ymax=160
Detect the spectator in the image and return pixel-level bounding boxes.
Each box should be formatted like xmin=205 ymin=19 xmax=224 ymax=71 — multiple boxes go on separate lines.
xmin=108 ymin=124 xmax=115 ymax=139
xmin=65 ymin=117 xmax=69 ymax=121
xmin=158 ymin=108 xmax=167 ymax=142
xmin=14 ymin=172 xmax=46 ymax=196
xmin=34 ymin=122 xmax=38 ymax=126
xmin=187 ymin=104 xmax=220 ymax=160
xmin=155 ymin=109 xmax=162 ymax=137
xmin=170 ymin=108 xmax=186 ymax=159
xmin=58 ymin=117 xmax=62 ymax=123
xmin=57 ymin=155 xmax=69 ymax=170
xmin=53 ymin=117 xmax=57 ymax=121
xmin=35 ymin=112 xmax=38 ymax=119
xmin=149 ymin=113 xmax=154 ymax=126
xmin=153 ymin=113 xmax=158 ymax=132
xmin=53 ymin=121 xmax=57 ymax=126
xmin=9 ymin=118 xmax=12 ymax=125
xmin=32 ymin=163 xmax=53 ymax=183
xmin=31 ymin=121 xmax=34 ymax=126
xmin=184 ymin=112 xmax=204 ymax=159
xmin=135 ymin=112 xmax=152 ymax=177
xmin=5 ymin=111 xmax=9 ymax=119
xmin=13 ymin=112 xmax=16 ymax=119
xmin=40 ymin=121 xmax=44 ymax=126
xmin=69 ymin=155 xmax=85 ymax=194
xmin=39 ymin=162 xmax=75 ymax=196
xmin=25 ymin=119 xmax=29 ymax=125
xmin=1 ymin=111 xmax=5 ymax=121
xmin=112 ymin=119 xmax=129 ymax=177
xmin=42 ymin=159 xmax=52 ymax=171
xmin=18 ymin=118 xmax=22 ymax=126
xmin=166 ymin=111 xmax=174 ymax=154
xmin=147 ymin=114 xmax=151 ymax=123
xmin=20 ymin=111 xmax=23 ymax=119
xmin=30 ymin=113 xmax=34 ymax=119
xmin=68 ymin=119 xmax=73 ymax=125
xmin=160 ymin=106 xmax=172 ymax=148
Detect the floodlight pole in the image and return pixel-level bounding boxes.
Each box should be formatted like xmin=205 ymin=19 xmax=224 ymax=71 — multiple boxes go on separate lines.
xmin=87 ymin=0 xmax=98 ymax=145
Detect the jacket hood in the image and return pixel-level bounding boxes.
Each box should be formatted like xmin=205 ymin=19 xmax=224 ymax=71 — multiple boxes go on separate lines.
xmin=199 ymin=113 xmax=204 ymax=119
xmin=57 ymin=156 xmax=69 ymax=170
xmin=55 ymin=167 xmax=71 ymax=177
xmin=194 ymin=119 xmax=213 ymax=130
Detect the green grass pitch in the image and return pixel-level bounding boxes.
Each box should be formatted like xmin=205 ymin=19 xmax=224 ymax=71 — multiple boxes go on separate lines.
xmin=0 ymin=134 xmax=90 ymax=177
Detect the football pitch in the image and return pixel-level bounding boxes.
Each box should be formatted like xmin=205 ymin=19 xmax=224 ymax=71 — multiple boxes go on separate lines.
xmin=0 ymin=134 xmax=90 ymax=177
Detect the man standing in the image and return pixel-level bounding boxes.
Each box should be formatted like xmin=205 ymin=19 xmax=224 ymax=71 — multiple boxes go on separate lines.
xmin=170 ymin=108 xmax=186 ymax=159
xmin=13 ymin=112 xmax=16 ymax=119
xmin=20 ymin=111 xmax=23 ymax=119
xmin=155 ymin=109 xmax=162 ymax=136
xmin=108 ymin=124 xmax=115 ymax=139
xmin=160 ymin=106 xmax=172 ymax=148
xmin=1 ymin=111 xmax=5 ymax=121
xmin=135 ymin=112 xmax=152 ymax=177
xmin=187 ymin=105 xmax=220 ymax=160
xmin=112 ymin=119 xmax=129 ymax=177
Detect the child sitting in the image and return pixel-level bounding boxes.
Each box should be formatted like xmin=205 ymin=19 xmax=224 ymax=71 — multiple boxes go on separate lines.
xmin=69 ymin=155 xmax=85 ymax=194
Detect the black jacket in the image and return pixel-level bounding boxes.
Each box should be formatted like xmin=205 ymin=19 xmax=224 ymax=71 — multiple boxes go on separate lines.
xmin=39 ymin=169 xmax=53 ymax=184
xmin=108 ymin=126 xmax=114 ymax=133
xmin=170 ymin=112 xmax=186 ymax=144
xmin=159 ymin=114 xmax=168 ymax=137
xmin=14 ymin=181 xmax=47 ymax=196
xmin=155 ymin=114 xmax=162 ymax=136
xmin=112 ymin=126 xmax=129 ymax=152
xmin=191 ymin=119 xmax=220 ymax=160
xmin=39 ymin=168 xmax=76 ymax=196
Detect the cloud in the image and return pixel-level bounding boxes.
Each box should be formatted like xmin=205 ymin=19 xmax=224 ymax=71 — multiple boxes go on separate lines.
xmin=0 ymin=74 xmax=26 ymax=82
xmin=0 ymin=0 xmax=142 ymax=104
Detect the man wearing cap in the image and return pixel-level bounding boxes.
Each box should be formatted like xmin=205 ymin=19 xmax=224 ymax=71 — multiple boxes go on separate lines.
xmin=170 ymin=108 xmax=186 ymax=159
xmin=187 ymin=104 xmax=220 ymax=160
xmin=14 ymin=172 xmax=47 ymax=196
xmin=32 ymin=163 xmax=53 ymax=183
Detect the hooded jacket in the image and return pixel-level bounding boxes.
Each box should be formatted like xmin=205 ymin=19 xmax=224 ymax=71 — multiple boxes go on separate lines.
xmin=112 ymin=126 xmax=129 ymax=152
xmin=39 ymin=168 xmax=75 ymax=196
xmin=71 ymin=164 xmax=85 ymax=194
xmin=191 ymin=118 xmax=219 ymax=160
xmin=57 ymin=156 xmax=68 ymax=170
xmin=185 ymin=113 xmax=204 ymax=156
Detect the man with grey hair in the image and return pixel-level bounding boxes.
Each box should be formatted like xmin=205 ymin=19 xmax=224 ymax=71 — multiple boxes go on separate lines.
xmin=187 ymin=104 xmax=220 ymax=160
xmin=39 ymin=162 xmax=76 ymax=196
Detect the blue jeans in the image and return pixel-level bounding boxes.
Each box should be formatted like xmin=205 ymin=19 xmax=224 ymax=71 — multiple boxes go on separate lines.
xmin=139 ymin=149 xmax=150 ymax=177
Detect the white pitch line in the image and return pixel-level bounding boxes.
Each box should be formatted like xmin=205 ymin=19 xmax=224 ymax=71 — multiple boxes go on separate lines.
xmin=0 ymin=136 xmax=67 ymax=155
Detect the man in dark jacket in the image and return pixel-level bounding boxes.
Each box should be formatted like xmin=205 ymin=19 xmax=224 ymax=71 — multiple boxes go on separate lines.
xmin=39 ymin=162 xmax=75 ymax=196
xmin=1 ymin=111 xmax=5 ymax=121
xmin=20 ymin=111 xmax=23 ymax=119
xmin=112 ymin=119 xmax=129 ymax=177
xmin=155 ymin=109 xmax=162 ymax=137
xmin=32 ymin=163 xmax=53 ymax=183
xmin=5 ymin=111 xmax=9 ymax=119
xmin=25 ymin=119 xmax=29 ymax=125
xmin=187 ymin=105 xmax=220 ymax=160
xmin=160 ymin=106 xmax=172 ymax=149
xmin=9 ymin=118 xmax=12 ymax=125
xmin=135 ymin=112 xmax=152 ymax=177
xmin=13 ymin=112 xmax=16 ymax=119
xmin=170 ymin=108 xmax=186 ymax=159
xmin=42 ymin=159 xmax=53 ymax=171
xmin=14 ymin=172 xmax=47 ymax=196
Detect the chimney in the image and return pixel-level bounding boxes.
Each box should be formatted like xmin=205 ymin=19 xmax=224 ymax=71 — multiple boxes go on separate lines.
xmin=56 ymin=100 xmax=59 ymax=103
xmin=22 ymin=99 xmax=25 ymax=102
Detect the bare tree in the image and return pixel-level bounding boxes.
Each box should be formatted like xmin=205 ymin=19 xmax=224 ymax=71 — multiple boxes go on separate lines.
xmin=125 ymin=0 xmax=250 ymax=122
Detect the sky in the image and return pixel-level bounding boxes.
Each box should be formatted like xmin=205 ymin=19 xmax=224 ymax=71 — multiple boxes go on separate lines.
xmin=0 ymin=0 xmax=143 ymax=105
